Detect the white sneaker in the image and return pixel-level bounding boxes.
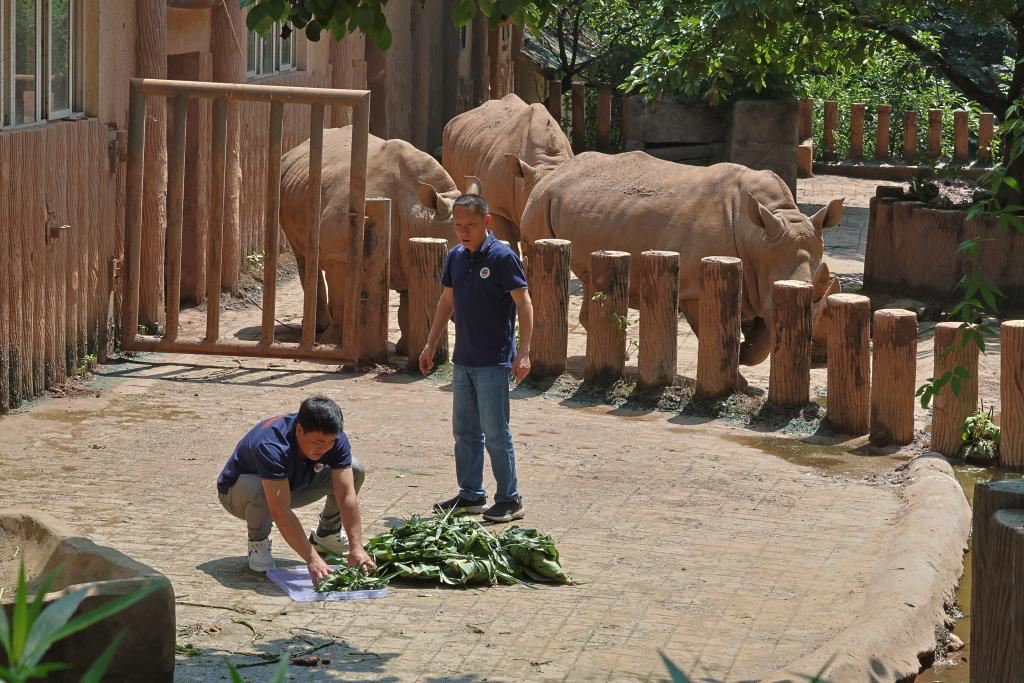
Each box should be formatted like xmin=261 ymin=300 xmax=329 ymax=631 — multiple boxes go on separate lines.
xmin=309 ymin=529 xmax=349 ymax=557
xmin=247 ymin=538 xmax=276 ymax=572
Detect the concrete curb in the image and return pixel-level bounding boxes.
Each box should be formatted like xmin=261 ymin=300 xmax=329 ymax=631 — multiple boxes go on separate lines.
xmin=763 ymin=453 xmax=971 ymax=683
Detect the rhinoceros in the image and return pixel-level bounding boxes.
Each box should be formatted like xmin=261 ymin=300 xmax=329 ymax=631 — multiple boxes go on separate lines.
xmin=442 ymin=93 xmax=573 ymax=254
xmin=280 ymin=125 xmax=461 ymax=349
xmin=517 ymin=151 xmax=844 ymax=366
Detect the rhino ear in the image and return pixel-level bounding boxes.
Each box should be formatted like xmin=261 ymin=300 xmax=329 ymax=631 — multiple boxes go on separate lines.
xmin=417 ymin=182 xmax=452 ymax=219
xmin=465 ymin=175 xmax=484 ymax=196
xmin=810 ymin=198 xmax=845 ymax=235
xmin=746 ymin=193 xmax=785 ymax=241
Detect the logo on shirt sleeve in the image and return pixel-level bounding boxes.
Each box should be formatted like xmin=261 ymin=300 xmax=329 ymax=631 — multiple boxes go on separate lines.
xmin=479 ymin=267 xmax=491 ymax=279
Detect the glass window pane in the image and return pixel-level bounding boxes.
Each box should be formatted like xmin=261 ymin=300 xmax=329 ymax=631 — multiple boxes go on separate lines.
xmin=50 ymin=0 xmax=71 ymax=112
xmin=247 ymin=29 xmax=256 ymax=73
xmin=280 ymin=29 xmax=292 ymax=69
xmin=260 ymin=31 xmax=274 ymax=74
xmin=14 ymin=0 xmax=38 ymax=125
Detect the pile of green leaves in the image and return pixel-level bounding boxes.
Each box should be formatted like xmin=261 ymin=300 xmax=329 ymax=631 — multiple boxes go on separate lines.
xmin=313 ymin=565 xmax=390 ymax=593
xmin=498 ymin=526 xmax=572 ymax=583
xmin=960 ymin=409 xmax=1001 ymax=464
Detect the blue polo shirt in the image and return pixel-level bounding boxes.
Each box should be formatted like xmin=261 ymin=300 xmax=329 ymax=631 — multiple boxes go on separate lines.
xmin=441 ymin=233 xmax=528 ymax=368
xmin=216 ymin=413 xmax=352 ymax=494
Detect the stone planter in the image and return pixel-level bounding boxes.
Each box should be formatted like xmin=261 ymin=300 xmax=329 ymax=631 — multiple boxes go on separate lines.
xmin=0 ymin=509 xmax=175 ymax=682
xmin=864 ymin=186 xmax=1024 ymax=308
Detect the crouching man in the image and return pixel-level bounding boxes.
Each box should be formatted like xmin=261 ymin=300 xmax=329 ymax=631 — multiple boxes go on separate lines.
xmin=216 ymin=395 xmax=374 ymax=582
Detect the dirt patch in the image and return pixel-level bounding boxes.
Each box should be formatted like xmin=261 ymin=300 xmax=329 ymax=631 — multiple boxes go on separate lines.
xmin=0 ymin=541 xmax=28 ymax=597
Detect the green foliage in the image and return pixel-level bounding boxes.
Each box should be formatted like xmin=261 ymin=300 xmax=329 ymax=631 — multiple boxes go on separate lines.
xmin=245 ymin=251 xmax=265 ymax=270
xmin=959 ymin=408 xmax=1000 ymax=463
xmin=0 ymin=562 xmax=159 ymax=683
xmin=314 ymin=565 xmax=389 ymax=592
xmin=226 ymin=653 xmax=287 ymax=683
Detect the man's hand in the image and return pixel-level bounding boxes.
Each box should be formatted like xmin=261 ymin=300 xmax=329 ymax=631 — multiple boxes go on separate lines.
xmin=419 ymin=345 xmax=436 ymax=375
xmin=347 ymin=547 xmax=376 ymax=574
xmin=512 ymin=350 xmax=531 ymax=384
xmin=307 ymin=551 xmax=331 ymax=584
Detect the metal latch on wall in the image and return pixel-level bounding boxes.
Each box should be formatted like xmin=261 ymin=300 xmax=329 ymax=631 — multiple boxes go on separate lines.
xmin=107 ymin=126 xmax=127 ymax=168
xmin=109 ymin=258 xmax=123 ymax=289
xmin=45 ymin=209 xmax=70 ymax=245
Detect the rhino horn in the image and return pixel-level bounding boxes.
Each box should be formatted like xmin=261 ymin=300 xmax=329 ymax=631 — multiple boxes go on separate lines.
xmin=746 ymin=193 xmax=785 ymax=241
xmin=465 ymin=175 xmax=484 ymax=196
xmin=810 ymin=198 xmax=845 ymax=236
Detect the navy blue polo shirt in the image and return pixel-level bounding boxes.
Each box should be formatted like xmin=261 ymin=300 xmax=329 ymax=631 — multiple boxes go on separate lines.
xmin=441 ymin=233 xmax=528 ymax=368
xmin=216 ymin=413 xmax=352 ymax=494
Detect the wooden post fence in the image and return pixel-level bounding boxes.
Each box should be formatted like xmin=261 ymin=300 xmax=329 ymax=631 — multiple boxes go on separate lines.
xmin=571 ymin=82 xmax=586 ymax=151
xmin=954 ymin=110 xmax=969 ymax=162
xmin=596 ymin=84 xmax=612 ymax=152
xmin=585 ymin=250 xmax=630 ymax=384
xmin=903 ymin=110 xmax=918 ymax=159
xmin=927 ymin=109 xmax=942 ymax=159
xmin=1001 ymin=320 xmax=1024 ymax=470
xmin=979 ymin=113 xmax=995 ymax=164
xmin=407 ymin=238 xmax=449 ymax=371
xmin=696 ymin=256 xmax=742 ymax=398
xmin=850 ymin=103 xmax=865 ymax=160
xmin=547 ymin=80 xmax=562 ymax=124
xmin=825 ymin=293 xmax=871 ymax=435
xmin=527 ymin=239 xmax=571 ymax=377
xmin=971 ymin=480 xmax=1024 ymax=682
xmin=931 ymin=322 xmax=979 ymax=456
xmin=768 ymin=280 xmax=812 ymax=408
xmin=638 ymin=250 xmax=679 ymax=390
xmin=870 ymin=309 xmax=918 ymax=446
xmin=358 ymin=198 xmax=391 ymax=364
xmin=875 ymin=104 xmax=891 ymax=160
xmin=823 ymin=100 xmax=838 ymax=160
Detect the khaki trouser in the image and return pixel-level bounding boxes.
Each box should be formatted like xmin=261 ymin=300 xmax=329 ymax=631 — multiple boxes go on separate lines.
xmin=218 ymin=457 xmax=365 ymax=541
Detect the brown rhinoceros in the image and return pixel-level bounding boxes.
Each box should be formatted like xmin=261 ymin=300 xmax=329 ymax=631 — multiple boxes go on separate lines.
xmin=517 ymin=151 xmax=844 ymax=366
xmin=280 ymin=125 xmax=461 ymax=350
xmin=442 ymin=93 xmax=573 ymax=254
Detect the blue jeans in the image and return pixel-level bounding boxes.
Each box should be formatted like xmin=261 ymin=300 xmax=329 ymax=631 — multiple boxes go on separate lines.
xmin=452 ymin=364 xmax=520 ymax=503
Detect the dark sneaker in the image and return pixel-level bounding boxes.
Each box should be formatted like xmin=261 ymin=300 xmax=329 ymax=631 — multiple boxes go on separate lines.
xmin=433 ymin=494 xmax=487 ymax=515
xmin=482 ymin=498 xmax=525 ymax=523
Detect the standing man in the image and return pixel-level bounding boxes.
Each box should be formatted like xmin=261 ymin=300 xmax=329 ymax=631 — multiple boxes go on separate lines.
xmin=216 ymin=395 xmax=374 ymax=582
xmin=419 ymin=194 xmax=534 ymax=523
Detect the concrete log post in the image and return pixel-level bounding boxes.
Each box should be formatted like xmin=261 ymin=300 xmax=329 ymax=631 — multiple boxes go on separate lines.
xmin=954 ymin=110 xmax=969 ymax=162
xmin=928 ymin=109 xmax=942 ymax=159
xmin=823 ymin=101 xmax=838 ymax=160
xmin=547 ymin=80 xmax=562 ymax=124
xmin=526 ymin=239 xmax=571 ymax=377
xmin=798 ymin=99 xmax=813 ymax=140
xmin=571 ymin=83 xmax=586 ymax=151
xmin=1001 ymin=320 xmax=1024 ymax=470
xmin=850 ymin=103 xmax=865 ymax=160
xmin=407 ymin=238 xmax=449 ymax=371
xmin=825 ymin=293 xmax=871 ymax=435
xmin=875 ymin=104 xmax=891 ymax=160
xmin=696 ymin=256 xmax=742 ymax=399
xmin=931 ymin=322 xmax=979 ymax=456
xmin=596 ymin=84 xmax=612 ymax=152
xmin=768 ymin=280 xmax=813 ymax=408
xmin=584 ymin=250 xmax=630 ymax=384
xmin=638 ymin=251 xmax=679 ymax=390
xmin=979 ymin=113 xmax=995 ymax=164
xmin=903 ymin=110 xmax=918 ymax=159
xmin=869 ymin=309 xmax=918 ymax=446
xmin=971 ymin=480 xmax=1024 ymax=683
xmin=358 ymin=198 xmax=391 ymax=364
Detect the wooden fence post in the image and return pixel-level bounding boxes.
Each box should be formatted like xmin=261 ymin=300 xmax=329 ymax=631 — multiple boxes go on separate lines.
xmin=954 ymin=110 xmax=969 ymax=162
xmin=547 ymin=80 xmax=562 ymax=124
xmin=903 ymin=110 xmax=918 ymax=159
xmin=850 ymin=103 xmax=866 ymax=160
xmin=931 ymin=322 xmax=979 ymax=456
xmin=571 ymin=82 xmax=586 ymax=151
xmin=527 ymin=239 xmax=571 ymax=377
xmin=596 ymin=84 xmax=612 ymax=152
xmin=825 ymin=293 xmax=871 ymax=435
xmin=875 ymin=104 xmax=891 ymax=160
xmin=585 ymin=250 xmax=630 ymax=384
xmin=408 ymin=237 xmax=449 ymax=371
xmin=359 ymin=198 xmax=391 ymax=364
xmin=638 ymin=250 xmax=679 ymax=390
xmin=928 ymin=109 xmax=943 ymax=159
xmin=768 ymin=280 xmax=812 ymax=408
xmin=798 ymin=99 xmax=813 ymax=140
xmin=823 ymin=101 xmax=838 ymax=160
xmin=971 ymin=480 xmax=1024 ymax=683
xmin=1001 ymin=320 xmax=1024 ymax=471
xmin=696 ymin=256 xmax=742 ymax=398
xmin=870 ymin=309 xmax=918 ymax=446
xmin=979 ymin=113 xmax=995 ymax=164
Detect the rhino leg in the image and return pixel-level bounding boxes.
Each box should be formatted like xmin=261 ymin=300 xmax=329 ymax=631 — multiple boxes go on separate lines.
xmin=321 ymin=263 xmax=347 ymax=345
xmin=739 ymin=317 xmax=771 ymax=366
xmin=680 ymin=299 xmax=700 ymax=336
xmin=579 ymin=273 xmax=591 ymax=331
xmin=396 ymin=290 xmax=409 ymax=356
xmin=489 ymin=214 xmax=521 ymax=257
xmin=294 ymin=252 xmax=330 ymax=333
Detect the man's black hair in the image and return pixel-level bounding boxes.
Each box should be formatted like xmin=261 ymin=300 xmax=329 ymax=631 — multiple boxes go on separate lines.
xmin=453 ymin=194 xmax=489 ymax=217
xmin=297 ymin=395 xmax=344 ymax=434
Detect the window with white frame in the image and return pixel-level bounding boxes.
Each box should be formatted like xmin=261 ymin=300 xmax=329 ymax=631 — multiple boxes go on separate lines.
xmin=1 ymin=0 xmax=81 ymax=128
xmin=247 ymin=21 xmax=297 ymax=79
